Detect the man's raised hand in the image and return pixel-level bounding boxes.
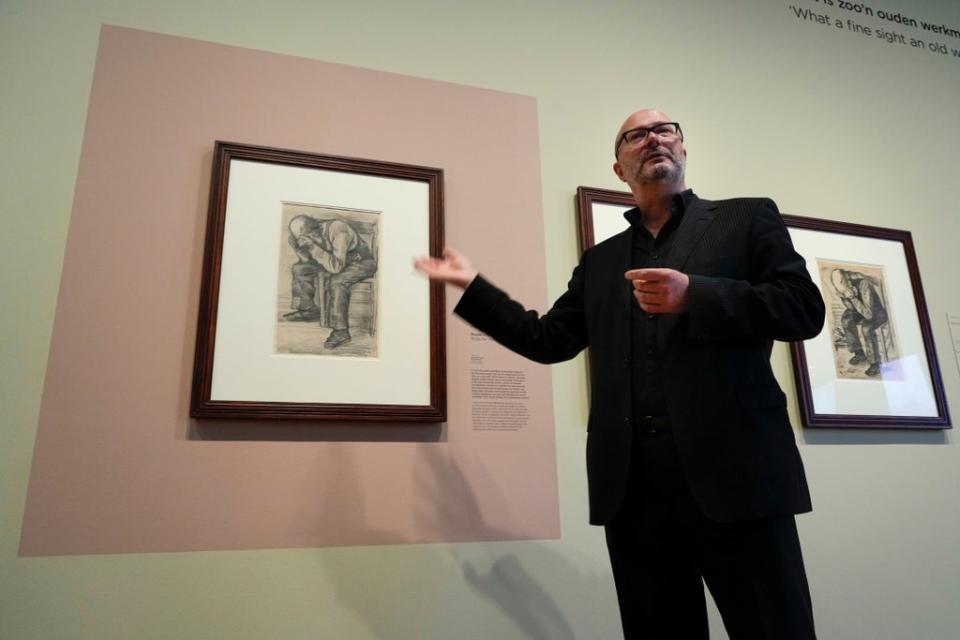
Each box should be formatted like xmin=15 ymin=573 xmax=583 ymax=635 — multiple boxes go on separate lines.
xmin=414 ymin=247 xmax=479 ymax=290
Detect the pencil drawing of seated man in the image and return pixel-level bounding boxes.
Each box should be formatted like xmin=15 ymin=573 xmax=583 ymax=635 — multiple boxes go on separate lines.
xmin=831 ymin=268 xmax=888 ymax=377
xmin=283 ymin=214 xmax=377 ymax=349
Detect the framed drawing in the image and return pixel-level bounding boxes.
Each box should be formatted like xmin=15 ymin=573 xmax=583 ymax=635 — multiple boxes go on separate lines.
xmin=576 ymin=186 xmax=634 ymax=251
xmin=783 ymin=215 xmax=950 ymax=429
xmin=191 ymin=141 xmax=446 ymax=421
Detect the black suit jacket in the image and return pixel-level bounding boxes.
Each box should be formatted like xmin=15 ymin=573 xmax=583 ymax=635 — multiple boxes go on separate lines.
xmin=455 ymin=196 xmax=825 ymax=525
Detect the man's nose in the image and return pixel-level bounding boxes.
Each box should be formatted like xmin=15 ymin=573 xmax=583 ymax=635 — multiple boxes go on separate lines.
xmin=639 ymin=131 xmax=664 ymax=149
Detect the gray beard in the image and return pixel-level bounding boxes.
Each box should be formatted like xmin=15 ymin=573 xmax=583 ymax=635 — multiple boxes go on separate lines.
xmin=640 ymin=161 xmax=682 ymax=185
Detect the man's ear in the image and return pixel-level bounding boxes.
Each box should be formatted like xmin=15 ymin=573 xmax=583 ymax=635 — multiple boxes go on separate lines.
xmin=613 ymin=161 xmax=626 ymax=182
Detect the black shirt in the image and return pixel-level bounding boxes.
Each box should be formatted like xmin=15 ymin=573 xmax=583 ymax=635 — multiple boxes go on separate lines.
xmin=624 ymin=189 xmax=695 ymax=420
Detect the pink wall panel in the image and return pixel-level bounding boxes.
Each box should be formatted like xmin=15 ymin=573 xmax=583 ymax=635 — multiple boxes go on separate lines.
xmin=19 ymin=26 xmax=558 ymax=555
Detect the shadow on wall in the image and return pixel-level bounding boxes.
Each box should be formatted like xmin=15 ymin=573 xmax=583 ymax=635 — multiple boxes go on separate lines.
xmin=188 ymin=417 xmax=445 ymax=443
xmin=801 ymin=428 xmax=948 ymax=446
xmin=309 ymin=445 xmax=611 ymax=640
xmin=414 ymin=449 xmax=578 ymax=640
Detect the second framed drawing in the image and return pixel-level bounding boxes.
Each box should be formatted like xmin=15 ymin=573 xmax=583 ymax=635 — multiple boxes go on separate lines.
xmin=783 ymin=215 xmax=950 ymax=429
xmin=191 ymin=142 xmax=446 ymax=422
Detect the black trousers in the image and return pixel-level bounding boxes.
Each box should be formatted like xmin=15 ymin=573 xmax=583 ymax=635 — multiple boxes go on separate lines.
xmin=604 ymin=431 xmax=816 ymax=639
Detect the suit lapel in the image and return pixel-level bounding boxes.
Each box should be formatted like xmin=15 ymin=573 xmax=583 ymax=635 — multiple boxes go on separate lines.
xmin=659 ymin=197 xmax=718 ymax=343
xmin=663 ymin=197 xmax=718 ymax=271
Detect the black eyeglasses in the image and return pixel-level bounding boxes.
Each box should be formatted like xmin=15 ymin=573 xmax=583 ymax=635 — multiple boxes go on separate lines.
xmin=614 ymin=122 xmax=683 ymax=158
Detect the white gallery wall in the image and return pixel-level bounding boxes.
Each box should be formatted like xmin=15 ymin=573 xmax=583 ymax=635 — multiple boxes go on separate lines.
xmin=2 ymin=1 xmax=959 ymax=638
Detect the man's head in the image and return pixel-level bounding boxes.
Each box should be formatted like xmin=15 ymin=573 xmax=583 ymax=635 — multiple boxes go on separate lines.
xmin=830 ymin=269 xmax=852 ymax=295
xmin=613 ymin=109 xmax=687 ymax=191
xmin=289 ymin=214 xmax=322 ymax=238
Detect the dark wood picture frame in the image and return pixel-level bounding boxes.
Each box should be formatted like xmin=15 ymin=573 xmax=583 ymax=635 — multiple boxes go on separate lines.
xmin=191 ymin=141 xmax=446 ymax=422
xmin=575 ymin=186 xmax=635 ymax=252
xmin=782 ymin=214 xmax=950 ymax=429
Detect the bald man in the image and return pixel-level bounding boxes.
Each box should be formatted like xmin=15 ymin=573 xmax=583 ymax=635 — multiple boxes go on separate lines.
xmin=417 ymin=110 xmax=824 ymax=639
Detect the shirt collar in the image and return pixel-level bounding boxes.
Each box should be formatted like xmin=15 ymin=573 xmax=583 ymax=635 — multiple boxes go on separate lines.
xmin=623 ymin=189 xmax=695 ymax=228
